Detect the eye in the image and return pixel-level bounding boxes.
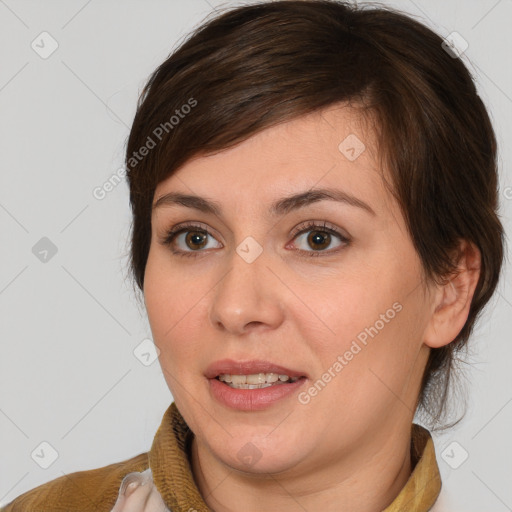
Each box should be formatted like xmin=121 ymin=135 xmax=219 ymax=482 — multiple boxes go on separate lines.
xmin=160 ymin=220 xmax=350 ymax=258
xmin=288 ymin=220 xmax=350 ymax=257
xmin=160 ymin=222 xmax=222 ymax=258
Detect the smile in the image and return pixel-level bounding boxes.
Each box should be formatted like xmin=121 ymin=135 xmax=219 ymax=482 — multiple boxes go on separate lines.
xmin=217 ymin=373 xmax=301 ymax=389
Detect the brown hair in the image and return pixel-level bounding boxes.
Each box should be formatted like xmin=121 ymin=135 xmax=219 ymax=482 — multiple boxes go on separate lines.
xmin=124 ymin=0 xmax=505 ymax=428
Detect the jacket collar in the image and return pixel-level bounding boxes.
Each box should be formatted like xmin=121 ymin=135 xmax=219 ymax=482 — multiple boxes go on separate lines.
xmin=382 ymin=421 xmax=442 ymax=510
xmin=149 ymin=402 xmax=441 ymax=512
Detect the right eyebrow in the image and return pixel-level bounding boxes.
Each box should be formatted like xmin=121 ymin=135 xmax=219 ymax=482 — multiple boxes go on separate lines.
xmin=152 ymin=187 xmax=376 ymax=218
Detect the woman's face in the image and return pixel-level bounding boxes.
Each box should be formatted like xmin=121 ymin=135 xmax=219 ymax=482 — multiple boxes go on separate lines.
xmin=144 ymin=105 xmax=435 ymax=475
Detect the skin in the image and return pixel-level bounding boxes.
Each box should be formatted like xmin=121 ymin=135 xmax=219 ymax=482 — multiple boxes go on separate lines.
xmin=143 ymin=104 xmax=481 ymax=512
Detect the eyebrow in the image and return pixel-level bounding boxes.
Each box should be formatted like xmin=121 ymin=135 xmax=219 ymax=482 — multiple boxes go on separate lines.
xmin=152 ymin=187 xmax=376 ymax=217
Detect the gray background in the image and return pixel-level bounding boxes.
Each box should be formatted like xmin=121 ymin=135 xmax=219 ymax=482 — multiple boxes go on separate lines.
xmin=0 ymin=0 xmax=511 ymax=510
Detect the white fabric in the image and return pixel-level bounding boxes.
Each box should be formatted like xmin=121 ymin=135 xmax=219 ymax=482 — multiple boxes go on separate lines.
xmin=111 ymin=468 xmax=171 ymax=512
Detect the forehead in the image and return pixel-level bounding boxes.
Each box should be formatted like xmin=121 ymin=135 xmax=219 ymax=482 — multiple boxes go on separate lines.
xmin=153 ymin=105 xmax=392 ymax=218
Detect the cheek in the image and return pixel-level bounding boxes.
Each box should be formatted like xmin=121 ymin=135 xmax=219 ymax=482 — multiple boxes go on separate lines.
xmin=303 ymin=270 xmax=400 ymax=349
xmin=307 ymin=264 xmax=424 ymax=388
xmin=143 ymin=255 xmax=211 ymax=376
xmin=321 ymin=290 xmax=428 ymax=419
xmin=144 ymin=250 xmax=194 ymax=338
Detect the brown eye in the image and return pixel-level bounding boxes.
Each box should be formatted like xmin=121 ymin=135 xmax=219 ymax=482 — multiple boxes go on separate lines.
xmin=305 ymin=230 xmax=332 ymax=251
xmin=184 ymin=231 xmax=209 ymax=250
xmin=161 ymin=222 xmax=222 ymax=258
xmin=290 ymin=221 xmax=350 ymax=257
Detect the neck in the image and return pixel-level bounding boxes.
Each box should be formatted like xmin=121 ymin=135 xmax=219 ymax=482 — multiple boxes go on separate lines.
xmin=189 ymin=422 xmax=413 ymax=512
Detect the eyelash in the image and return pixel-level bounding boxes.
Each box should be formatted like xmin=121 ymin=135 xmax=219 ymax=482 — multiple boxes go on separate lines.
xmin=161 ymin=220 xmax=350 ymax=259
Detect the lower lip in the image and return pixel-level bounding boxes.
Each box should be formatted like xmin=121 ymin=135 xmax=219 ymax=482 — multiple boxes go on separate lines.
xmin=208 ymin=377 xmax=307 ymax=411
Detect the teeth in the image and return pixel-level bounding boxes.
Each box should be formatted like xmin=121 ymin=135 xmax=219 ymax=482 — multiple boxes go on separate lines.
xmin=246 ymin=373 xmax=266 ymax=384
xmin=218 ymin=373 xmax=300 ymax=389
xmin=230 ymin=374 xmax=247 ymax=385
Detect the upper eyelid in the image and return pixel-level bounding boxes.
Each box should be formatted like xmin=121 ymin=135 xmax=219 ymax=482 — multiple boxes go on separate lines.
xmin=290 ymin=220 xmax=347 ymax=237
xmin=163 ymin=220 xmax=349 ymax=246
xmin=165 ymin=220 xmax=344 ymax=235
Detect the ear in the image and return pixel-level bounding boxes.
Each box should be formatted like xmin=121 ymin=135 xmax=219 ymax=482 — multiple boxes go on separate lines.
xmin=423 ymin=239 xmax=481 ymax=349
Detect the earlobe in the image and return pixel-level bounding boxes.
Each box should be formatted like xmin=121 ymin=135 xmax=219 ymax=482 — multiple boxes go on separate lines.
xmin=423 ymin=240 xmax=481 ymax=349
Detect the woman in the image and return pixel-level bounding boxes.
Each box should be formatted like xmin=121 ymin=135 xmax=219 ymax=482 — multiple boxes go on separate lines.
xmin=2 ymin=0 xmax=504 ymax=511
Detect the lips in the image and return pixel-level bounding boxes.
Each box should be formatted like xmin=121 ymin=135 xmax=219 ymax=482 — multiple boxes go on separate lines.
xmin=206 ymin=359 xmax=308 ymax=411
xmin=204 ymin=359 xmax=308 ymax=380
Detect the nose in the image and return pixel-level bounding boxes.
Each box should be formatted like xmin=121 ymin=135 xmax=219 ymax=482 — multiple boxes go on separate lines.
xmin=208 ymin=241 xmax=285 ymax=336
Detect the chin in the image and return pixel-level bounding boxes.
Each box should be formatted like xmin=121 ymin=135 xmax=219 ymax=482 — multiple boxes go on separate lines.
xmin=210 ymin=429 xmax=309 ymax=474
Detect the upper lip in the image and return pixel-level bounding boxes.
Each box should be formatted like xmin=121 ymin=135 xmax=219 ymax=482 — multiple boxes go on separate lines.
xmin=205 ymin=359 xmax=308 ymax=379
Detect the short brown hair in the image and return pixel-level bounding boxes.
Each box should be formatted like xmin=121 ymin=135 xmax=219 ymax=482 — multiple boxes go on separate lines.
xmin=124 ymin=0 xmax=505 ymax=428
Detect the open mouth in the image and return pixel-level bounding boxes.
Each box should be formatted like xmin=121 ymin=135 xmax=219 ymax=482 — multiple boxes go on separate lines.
xmin=215 ymin=373 xmax=305 ymax=389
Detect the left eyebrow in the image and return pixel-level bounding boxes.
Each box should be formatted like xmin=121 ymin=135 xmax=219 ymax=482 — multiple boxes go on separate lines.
xmin=152 ymin=187 xmax=376 ymax=217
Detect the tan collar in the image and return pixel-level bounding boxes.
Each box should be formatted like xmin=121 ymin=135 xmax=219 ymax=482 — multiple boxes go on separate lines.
xmin=382 ymin=422 xmax=442 ymax=511
xmin=149 ymin=403 xmax=441 ymax=512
